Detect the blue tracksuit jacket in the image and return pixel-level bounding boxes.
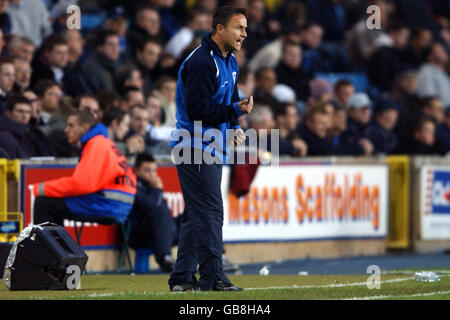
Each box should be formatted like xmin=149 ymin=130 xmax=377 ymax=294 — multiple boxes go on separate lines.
xmin=169 ymin=34 xmax=243 ymax=162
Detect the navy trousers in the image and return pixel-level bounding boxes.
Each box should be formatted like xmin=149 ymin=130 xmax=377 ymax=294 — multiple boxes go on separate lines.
xmin=168 ymin=160 xmax=231 ymax=291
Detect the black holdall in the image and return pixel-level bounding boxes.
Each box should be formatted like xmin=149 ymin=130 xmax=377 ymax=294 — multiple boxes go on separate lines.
xmin=3 ymin=222 xmax=88 ymax=291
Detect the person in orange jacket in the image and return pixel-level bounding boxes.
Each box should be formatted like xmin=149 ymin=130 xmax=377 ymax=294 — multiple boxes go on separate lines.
xmin=32 ymin=110 xmax=137 ymax=226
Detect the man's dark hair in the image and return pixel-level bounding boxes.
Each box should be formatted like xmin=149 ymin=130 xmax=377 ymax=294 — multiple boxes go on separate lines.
xmin=69 ymin=110 xmax=97 ymax=128
xmin=255 ymin=66 xmax=274 ymax=80
xmin=212 ymin=6 xmax=247 ymax=34
xmin=155 ymin=75 xmax=176 ymax=90
xmin=96 ymin=30 xmax=119 ymax=47
xmin=115 ymin=64 xmax=140 ymax=89
xmin=134 ymin=152 xmax=156 ymax=169
xmin=333 ymin=79 xmax=354 ymax=92
xmin=96 ymin=89 xmax=121 ymax=111
xmin=6 ymin=94 xmax=31 ymax=112
xmin=304 ymin=104 xmax=327 ymax=123
xmin=42 ymin=33 xmax=68 ymax=53
xmin=102 ymin=106 xmax=127 ymax=127
xmin=136 ymin=36 xmax=162 ymax=53
xmin=122 ymin=85 xmax=142 ymax=100
xmin=33 ymin=79 xmax=61 ymax=98
xmin=421 ymin=96 xmax=441 ymax=110
xmin=413 ymin=115 xmax=435 ymax=133
xmin=75 ymin=94 xmax=97 ymax=109
xmin=273 ymin=102 xmax=294 ymax=118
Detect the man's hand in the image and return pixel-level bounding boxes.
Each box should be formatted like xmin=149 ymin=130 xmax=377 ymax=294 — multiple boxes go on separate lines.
xmin=126 ymin=135 xmax=145 ymax=154
xmin=292 ymin=138 xmax=308 ymax=157
xmin=233 ymin=128 xmax=246 ymax=146
xmin=238 ymin=96 xmax=254 ymax=114
xmin=359 ymin=138 xmax=374 ymax=155
xmin=149 ymin=176 xmax=163 ymax=189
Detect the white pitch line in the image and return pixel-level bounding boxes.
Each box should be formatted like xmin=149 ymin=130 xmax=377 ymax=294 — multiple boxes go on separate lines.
xmin=244 ymin=276 xmax=413 ymax=290
xmin=343 ymin=290 xmax=450 ymax=300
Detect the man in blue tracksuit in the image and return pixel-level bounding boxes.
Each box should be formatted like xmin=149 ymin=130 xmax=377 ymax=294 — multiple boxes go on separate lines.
xmin=168 ymin=6 xmax=253 ymax=292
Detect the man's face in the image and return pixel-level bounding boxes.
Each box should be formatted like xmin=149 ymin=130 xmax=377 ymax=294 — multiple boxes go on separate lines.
xmin=125 ymin=69 xmax=143 ymax=90
xmin=307 ymin=112 xmax=329 ymax=138
xmin=23 ymin=90 xmax=40 ymax=119
xmin=159 ymin=80 xmax=176 ymax=102
xmin=7 ymin=103 xmax=32 ymax=124
xmin=257 ymin=69 xmax=276 ymax=95
xmin=14 ymin=58 xmax=31 ymax=88
xmin=41 ymin=85 xmax=62 ymax=113
xmin=0 ymin=63 xmax=15 ymax=93
xmin=380 ymin=109 xmax=399 ymax=130
xmin=221 ymin=13 xmax=247 ymax=52
xmin=427 ymin=98 xmax=445 ymax=124
xmin=137 ymin=42 xmax=161 ymax=70
xmin=79 ymin=97 xmax=101 ymax=121
xmin=65 ymin=115 xmax=89 ymax=144
xmin=46 ymin=44 xmax=69 ymax=68
xmin=17 ymin=42 xmax=35 ymax=63
xmin=393 ymin=28 xmax=410 ymax=50
xmin=99 ymin=35 xmax=120 ymax=62
xmin=113 ymin=114 xmax=130 ymax=141
xmin=67 ymin=30 xmax=84 ymax=59
xmin=282 ymin=44 xmax=302 ymax=70
xmin=127 ymin=91 xmax=145 ymax=107
xmin=284 ymin=105 xmax=299 ymax=131
xmin=349 ymin=107 xmax=371 ymax=125
xmin=303 ymin=25 xmax=323 ymax=49
xmin=138 ymin=9 xmax=160 ymax=36
xmin=333 ymin=109 xmax=347 ymax=132
xmin=130 ymin=107 xmax=150 ymax=136
xmin=136 ymin=161 xmax=159 ymax=186
xmin=336 ymin=85 xmax=355 ymax=106
xmin=415 ymin=121 xmax=435 ymax=146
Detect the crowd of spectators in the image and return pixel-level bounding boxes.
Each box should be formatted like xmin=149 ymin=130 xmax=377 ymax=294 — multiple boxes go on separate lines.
xmin=0 ymin=0 xmax=449 ymax=161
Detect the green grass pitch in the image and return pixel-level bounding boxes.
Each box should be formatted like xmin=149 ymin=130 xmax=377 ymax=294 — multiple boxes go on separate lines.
xmin=1 ymin=269 xmax=449 ymax=300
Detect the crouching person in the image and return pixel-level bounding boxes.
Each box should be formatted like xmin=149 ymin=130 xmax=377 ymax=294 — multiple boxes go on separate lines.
xmin=32 ymin=110 xmax=137 ymax=226
xmin=128 ymin=152 xmax=178 ymax=272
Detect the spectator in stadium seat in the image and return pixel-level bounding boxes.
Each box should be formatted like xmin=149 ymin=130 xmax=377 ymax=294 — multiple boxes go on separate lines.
xmin=6 ymin=0 xmax=52 ymax=47
xmin=153 ymin=75 xmax=177 ymax=127
xmin=102 ymin=105 xmax=144 ymax=157
xmin=402 ymin=27 xmax=433 ymax=69
xmin=22 ymin=89 xmax=40 ymax=126
xmin=274 ymin=102 xmax=307 ymax=157
xmin=115 ymin=64 xmax=144 ymax=97
xmin=297 ymin=104 xmax=338 ymax=156
xmin=29 ymin=34 xmax=70 ymax=90
xmin=333 ymin=79 xmax=355 ymax=109
xmin=33 ymin=80 xmax=62 ymax=133
xmin=76 ymin=94 xmax=102 ymax=122
xmin=120 ymin=85 xmax=146 ymax=111
xmin=416 ymin=42 xmax=450 ymax=107
xmin=248 ymin=24 xmax=301 ymax=72
xmin=243 ymin=0 xmax=271 ymax=60
xmin=275 ymin=41 xmax=313 ymax=102
xmin=367 ymin=22 xmax=411 ymax=92
xmin=82 ymin=30 xmax=121 ymax=93
xmin=32 ymin=110 xmax=137 ymax=226
xmin=12 ymin=57 xmax=31 ymax=93
xmin=6 ymin=35 xmax=35 ymax=63
xmin=339 ymin=93 xmax=374 ymax=156
xmin=307 ymin=78 xmax=333 ymax=107
xmin=0 ymin=57 xmax=15 ymax=114
xmin=165 ymin=8 xmax=212 ymax=60
xmin=396 ymin=116 xmax=437 ymax=155
xmin=365 ymin=95 xmax=400 ymax=155
xmin=253 ymin=67 xmax=278 ymax=107
xmin=127 ymin=5 xmax=164 ymax=55
xmin=128 ymin=152 xmax=178 ymax=273
xmin=0 ymin=94 xmax=33 ymax=158
xmin=421 ymin=96 xmax=445 ymax=126
xmin=299 ymin=22 xmax=324 ymax=74
xmin=133 ymin=37 xmax=162 ymax=96
xmin=0 ymin=0 xmax=11 ymax=35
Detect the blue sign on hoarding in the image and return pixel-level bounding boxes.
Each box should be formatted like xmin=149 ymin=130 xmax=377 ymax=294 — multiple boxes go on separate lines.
xmin=431 ymin=171 xmax=450 ymax=214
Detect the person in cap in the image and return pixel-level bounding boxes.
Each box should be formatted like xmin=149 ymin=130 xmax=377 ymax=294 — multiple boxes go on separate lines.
xmin=340 ymin=92 xmax=374 ymax=155
xmin=364 ymin=95 xmax=400 ymax=155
